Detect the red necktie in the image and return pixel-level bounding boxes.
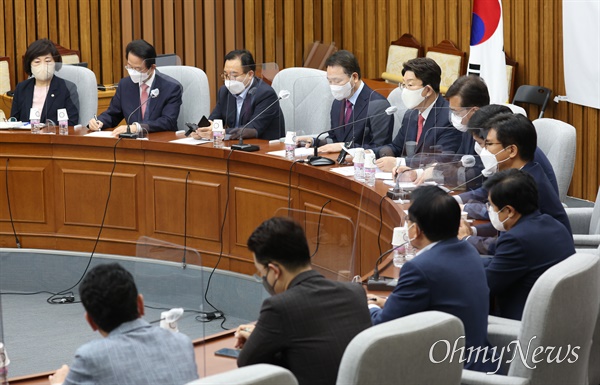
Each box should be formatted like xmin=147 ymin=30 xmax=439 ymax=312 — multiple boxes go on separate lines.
xmin=140 ymin=84 xmax=149 ymax=120
xmin=416 ymin=114 xmax=425 ymax=142
xmin=344 ymin=99 xmax=353 ymax=124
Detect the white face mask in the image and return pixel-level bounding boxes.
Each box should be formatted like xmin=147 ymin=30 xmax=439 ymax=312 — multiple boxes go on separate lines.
xmin=450 ymin=112 xmax=468 ymax=132
xmin=127 ymin=67 xmax=150 ymax=84
xmin=401 ymin=87 xmax=426 ymax=109
xmin=407 ymin=223 xmax=417 ymax=245
xmin=488 ymin=205 xmax=509 ymax=232
xmin=480 ymin=147 xmax=508 ymax=177
xmin=225 ymin=73 xmax=249 ymax=95
xmin=330 ymin=80 xmax=353 ymax=101
xmin=31 ymin=62 xmax=55 ymax=82
xmin=474 ymin=141 xmax=483 ymax=155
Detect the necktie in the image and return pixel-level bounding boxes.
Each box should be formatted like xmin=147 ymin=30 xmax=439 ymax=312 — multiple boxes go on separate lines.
xmin=345 ymin=99 xmax=353 ymax=124
xmin=140 ymin=84 xmax=149 ymax=120
xmin=416 ymin=114 xmax=425 ymax=142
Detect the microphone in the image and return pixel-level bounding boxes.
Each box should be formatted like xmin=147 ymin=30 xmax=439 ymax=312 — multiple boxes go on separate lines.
xmin=367 ymin=241 xmax=409 ymax=291
xmin=231 ymin=89 xmax=290 ymax=152
xmin=443 ymin=172 xmax=484 ymax=194
xmin=120 ymin=88 xmax=159 ymax=138
xmin=386 ymin=168 xmax=415 ymax=200
xmin=308 ymin=106 xmax=398 ymax=166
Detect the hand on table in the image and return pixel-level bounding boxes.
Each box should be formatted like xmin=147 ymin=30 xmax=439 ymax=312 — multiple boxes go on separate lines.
xmin=234 ymin=324 xmax=255 ymax=349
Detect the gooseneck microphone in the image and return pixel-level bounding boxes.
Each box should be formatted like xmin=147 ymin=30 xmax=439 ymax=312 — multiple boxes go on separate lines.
xmin=308 ymin=106 xmax=398 ymax=166
xmin=367 ymin=241 xmax=409 ymax=291
xmin=231 ymin=89 xmax=290 ymax=152
xmin=120 ymin=88 xmax=159 ymax=138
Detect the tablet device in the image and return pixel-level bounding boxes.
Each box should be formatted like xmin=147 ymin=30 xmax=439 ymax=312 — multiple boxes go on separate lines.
xmin=214 ymin=347 xmax=241 ymax=359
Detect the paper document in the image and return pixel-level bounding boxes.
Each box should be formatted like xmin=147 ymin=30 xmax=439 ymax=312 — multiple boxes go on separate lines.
xmin=0 ymin=122 xmax=29 ymax=129
xmin=85 ymin=131 xmax=114 ymax=137
xmin=329 ymin=166 xmax=354 ymax=176
xmin=169 ymin=137 xmax=212 ymax=145
xmin=267 ymin=147 xmax=315 ymax=158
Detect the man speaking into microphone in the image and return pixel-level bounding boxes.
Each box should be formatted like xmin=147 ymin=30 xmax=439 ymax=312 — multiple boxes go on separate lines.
xmin=193 ymin=49 xmax=283 ymax=141
xmin=87 ymin=39 xmax=183 ymax=137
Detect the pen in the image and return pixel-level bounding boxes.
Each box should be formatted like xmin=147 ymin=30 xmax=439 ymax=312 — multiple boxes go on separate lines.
xmin=94 ymin=115 xmax=101 ymax=131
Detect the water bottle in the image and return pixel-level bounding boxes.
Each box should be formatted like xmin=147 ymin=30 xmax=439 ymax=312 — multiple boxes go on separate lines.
xmin=284 ymin=131 xmax=296 ymax=160
xmin=0 ymin=343 xmax=9 ymax=385
xmin=58 ymin=108 xmax=69 ymax=135
xmin=391 ymin=226 xmax=406 ymax=268
xmin=30 ymin=108 xmax=41 ymax=134
xmin=364 ymin=153 xmax=376 ymax=187
xmin=353 ymin=148 xmax=365 ymax=181
xmin=212 ymin=127 xmax=224 ymax=148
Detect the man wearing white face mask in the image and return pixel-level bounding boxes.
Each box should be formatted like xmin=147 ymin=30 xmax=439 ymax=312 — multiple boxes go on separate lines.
xmin=193 ymin=49 xmax=283 ymax=141
xmin=88 ymin=39 xmax=182 ymax=137
xmin=458 ymin=113 xmax=571 ymax=255
xmin=483 ymin=169 xmax=574 ymax=320
xmin=296 ymin=50 xmax=393 ymax=152
xmin=374 ymin=58 xmax=461 ymax=172
xmin=11 ymin=39 xmax=79 ymax=125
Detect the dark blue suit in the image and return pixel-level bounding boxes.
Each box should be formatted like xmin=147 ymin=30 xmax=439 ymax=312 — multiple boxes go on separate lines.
xmin=370 ymin=238 xmax=496 ymax=372
xmin=209 ymin=78 xmax=283 ymax=140
xmin=98 ymin=70 xmax=182 ymax=132
xmin=486 ymin=211 xmax=575 ymax=320
xmin=374 ymin=96 xmax=462 ymax=168
xmin=11 ymin=75 xmax=79 ymax=126
xmin=327 ymin=83 xmax=393 ymax=149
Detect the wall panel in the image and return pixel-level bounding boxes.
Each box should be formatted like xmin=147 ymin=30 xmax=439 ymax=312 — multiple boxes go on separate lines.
xmin=1 ymin=0 xmax=598 ymax=200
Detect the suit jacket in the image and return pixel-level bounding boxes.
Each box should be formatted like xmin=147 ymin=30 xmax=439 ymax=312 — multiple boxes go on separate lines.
xmin=486 ymin=210 xmax=575 ymax=320
xmin=11 ymin=75 xmax=79 ymax=126
xmin=327 ymin=83 xmax=393 ymax=149
xmin=209 ymin=78 xmax=284 ymax=140
xmin=370 ymin=238 xmax=496 ymax=373
xmin=63 ymin=318 xmax=198 ymax=385
xmin=374 ymin=96 xmax=462 ymax=167
xmin=98 ymin=70 xmax=183 ymax=132
xmin=237 ymin=270 xmax=371 ymax=385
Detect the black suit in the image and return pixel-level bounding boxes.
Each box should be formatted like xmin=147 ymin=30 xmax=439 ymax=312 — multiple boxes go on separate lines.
xmin=209 ymin=78 xmax=284 ymax=140
xmin=11 ymin=76 xmax=79 ymax=126
xmin=328 ymin=83 xmax=393 ymax=149
xmin=237 ymin=270 xmax=371 ymax=385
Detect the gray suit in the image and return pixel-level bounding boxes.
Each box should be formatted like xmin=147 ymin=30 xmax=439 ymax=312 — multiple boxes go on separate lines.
xmin=63 ymin=318 xmax=198 ymax=385
xmin=238 ymin=270 xmax=371 ymax=385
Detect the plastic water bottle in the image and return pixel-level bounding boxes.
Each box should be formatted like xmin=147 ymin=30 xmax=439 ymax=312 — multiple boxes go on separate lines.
xmin=284 ymin=131 xmax=297 ymax=160
xmin=58 ymin=108 xmax=68 ymax=135
xmin=212 ymin=127 xmax=224 ymax=148
xmin=0 ymin=342 xmax=9 ymax=385
xmin=29 ymin=108 xmax=41 ymax=134
xmin=364 ymin=153 xmax=376 ymax=187
xmin=391 ymin=227 xmax=406 ymax=268
xmin=354 ymin=148 xmax=365 ymax=181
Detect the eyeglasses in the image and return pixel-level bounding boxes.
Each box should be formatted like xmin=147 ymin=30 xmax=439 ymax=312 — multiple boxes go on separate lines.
xmin=399 ymin=83 xmax=424 ymax=90
xmin=125 ymin=65 xmax=149 ymax=73
xmin=220 ymin=72 xmax=247 ymax=81
xmin=450 ymin=107 xmax=474 ymax=118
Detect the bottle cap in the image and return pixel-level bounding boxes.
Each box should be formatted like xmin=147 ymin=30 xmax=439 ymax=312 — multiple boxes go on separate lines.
xmin=57 ymin=108 xmax=69 ymax=122
xmin=29 ymin=108 xmax=40 ymax=120
xmin=212 ymin=119 xmax=224 ymax=132
xmin=353 ymin=148 xmax=365 ymax=163
xmin=392 ymin=226 xmax=407 ymax=246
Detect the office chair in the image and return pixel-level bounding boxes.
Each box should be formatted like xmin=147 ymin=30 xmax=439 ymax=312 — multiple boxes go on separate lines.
xmin=512 ymin=85 xmax=552 ymax=119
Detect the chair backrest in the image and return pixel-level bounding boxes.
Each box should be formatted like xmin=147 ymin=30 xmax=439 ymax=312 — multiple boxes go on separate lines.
xmin=387 ymin=87 xmax=408 ymax=139
xmin=591 ymin=188 xmax=600 ymax=235
xmin=155 ymin=53 xmax=182 ymax=67
xmin=55 ymin=65 xmax=98 ymax=125
xmin=0 ymin=56 xmax=12 ymax=94
xmin=336 ymin=311 xmax=464 ymax=385
xmin=271 ymin=67 xmax=333 ymax=135
xmin=508 ymin=253 xmax=600 ymax=384
xmin=512 ymin=85 xmax=552 ymax=119
xmin=590 ymin=244 xmax=600 ymax=384
xmin=303 ymin=41 xmax=337 ymax=70
xmin=501 ymin=103 xmax=528 ymax=117
xmin=187 ymin=364 xmax=298 ymax=385
xmin=54 ymin=43 xmax=81 ymax=64
xmin=532 ymin=118 xmax=577 ymax=202
xmin=157 ymin=66 xmax=210 ymax=130
xmin=382 ymin=33 xmax=423 ymax=84
xmin=425 ymin=40 xmax=466 ymax=94
xmin=505 ymin=53 xmax=518 ymax=101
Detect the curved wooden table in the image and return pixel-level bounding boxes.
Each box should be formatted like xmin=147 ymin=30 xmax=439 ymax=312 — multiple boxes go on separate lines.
xmin=0 ymin=128 xmax=404 ymax=278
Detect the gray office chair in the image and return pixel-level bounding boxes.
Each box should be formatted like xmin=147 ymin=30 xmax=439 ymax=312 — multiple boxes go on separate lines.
xmin=186 ymin=364 xmax=298 ymax=385
xmin=566 ymin=187 xmax=600 ymax=251
xmin=271 ymin=67 xmax=333 ymax=136
xmin=462 ymin=253 xmax=600 ymax=385
xmin=532 ymin=118 xmax=576 ymax=203
xmin=55 ymin=64 xmax=98 ymax=125
xmin=337 ymin=311 xmax=464 ymax=385
xmin=157 ymin=66 xmax=210 ymax=130
xmin=512 ymin=85 xmax=552 ymax=119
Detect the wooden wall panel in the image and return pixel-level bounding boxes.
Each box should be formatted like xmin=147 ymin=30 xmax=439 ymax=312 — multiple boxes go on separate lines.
xmin=1 ymin=0 xmax=598 ymax=200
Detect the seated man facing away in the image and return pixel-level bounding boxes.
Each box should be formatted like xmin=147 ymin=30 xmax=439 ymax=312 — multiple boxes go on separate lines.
xmin=193 ymin=49 xmax=284 ymax=141
xmin=368 ymin=186 xmax=496 ymax=373
xmin=234 ymin=217 xmax=371 ymax=385
xmin=49 ymin=263 xmax=198 ymax=385
xmin=88 ymin=39 xmax=183 ymax=137
xmin=296 ymin=50 xmax=393 ymax=152
xmin=374 ymin=57 xmax=461 ymax=172
xmin=483 ymin=169 xmax=575 ymax=320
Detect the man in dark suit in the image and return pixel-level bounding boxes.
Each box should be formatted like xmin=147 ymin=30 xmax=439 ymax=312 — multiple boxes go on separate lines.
xmin=88 ymin=39 xmax=183 ymax=137
xmin=375 ymin=57 xmax=461 ymax=172
xmin=483 ymin=169 xmax=575 ymax=320
xmin=193 ymin=49 xmax=283 ymax=141
xmin=458 ymin=113 xmax=571 ymax=255
xmin=368 ymin=186 xmax=496 ymax=373
xmin=234 ymin=217 xmax=371 ymax=385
